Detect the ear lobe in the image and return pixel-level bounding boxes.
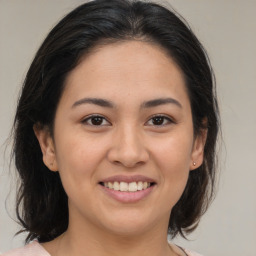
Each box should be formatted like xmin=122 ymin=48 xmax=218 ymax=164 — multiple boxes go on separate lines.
xmin=190 ymin=127 xmax=208 ymax=170
xmin=33 ymin=124 xmax=58 ymax=172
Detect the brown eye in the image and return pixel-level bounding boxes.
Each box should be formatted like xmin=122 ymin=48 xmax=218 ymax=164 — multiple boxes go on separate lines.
xmin=152 ymin=116 xmax=165 ymax=125
xmin=82 ymin=115 xmax=110 ymax=126
xmin=146 ymin=115 xmax=173 ymax=126
xmin=91 ymin=116 xmax=104 ymax=125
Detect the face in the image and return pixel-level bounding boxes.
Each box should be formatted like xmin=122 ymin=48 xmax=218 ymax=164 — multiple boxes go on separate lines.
xmin=35 ymin=41 xmax=205 ymax=237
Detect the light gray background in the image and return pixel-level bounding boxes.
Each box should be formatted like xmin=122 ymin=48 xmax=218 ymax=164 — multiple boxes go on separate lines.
xmin=0 ymin=0 xmax=255 ymax=255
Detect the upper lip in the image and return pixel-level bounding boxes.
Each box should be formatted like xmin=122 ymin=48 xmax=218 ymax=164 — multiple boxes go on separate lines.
xmin=100 ymin=175 xmax=156 ymax=183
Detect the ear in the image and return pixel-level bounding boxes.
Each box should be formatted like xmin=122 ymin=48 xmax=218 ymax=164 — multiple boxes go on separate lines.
xmin=190 ymin=126 xmax=208 ymax=171
xmin=33 ymin=124 xmax=58 ymax=172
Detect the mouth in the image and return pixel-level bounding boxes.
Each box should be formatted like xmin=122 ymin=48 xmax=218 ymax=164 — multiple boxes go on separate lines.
xmin=99 ymin=181 xmax=156 ymax=192
xmin=98 ymin=175 xmax=156 ymax=203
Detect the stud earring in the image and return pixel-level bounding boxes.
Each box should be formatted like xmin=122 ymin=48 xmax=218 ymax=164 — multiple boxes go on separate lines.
xmin=193 ymin=162 xmax=196 ymax=166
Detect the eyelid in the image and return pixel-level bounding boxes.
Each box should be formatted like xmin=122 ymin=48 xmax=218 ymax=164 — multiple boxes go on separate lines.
xmin=81 ymin=114 xmax=175 ymax=127
xmin=81 ymin=114 xmax=111 ymax=126
xmin=145 ymin=114 xmax=175 ymax=126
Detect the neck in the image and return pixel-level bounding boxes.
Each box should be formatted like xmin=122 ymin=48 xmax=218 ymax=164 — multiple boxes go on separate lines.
xmin=42 ymin=203 xmax=181 ymax=256
xmin=61 ymin=225 xmax=171 ymax=256
xmin=46 ymin=216 xmax=176 ymax=256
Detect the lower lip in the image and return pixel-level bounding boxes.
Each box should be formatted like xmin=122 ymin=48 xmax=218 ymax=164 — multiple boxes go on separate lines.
xmin=100 ymin=184 xmax=155 ymax=203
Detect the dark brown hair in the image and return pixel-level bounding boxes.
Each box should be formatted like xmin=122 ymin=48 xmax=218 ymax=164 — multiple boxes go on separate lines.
xmin=12 ymin=0 xmax=219 ymax=242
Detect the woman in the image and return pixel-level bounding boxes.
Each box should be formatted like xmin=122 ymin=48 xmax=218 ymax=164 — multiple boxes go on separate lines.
xmin=2 ymin=0 xmax=219 ymax=255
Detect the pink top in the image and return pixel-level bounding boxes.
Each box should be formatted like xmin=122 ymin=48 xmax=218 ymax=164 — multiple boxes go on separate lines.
xmin=1 ymin=241 xmax=203 ymax=256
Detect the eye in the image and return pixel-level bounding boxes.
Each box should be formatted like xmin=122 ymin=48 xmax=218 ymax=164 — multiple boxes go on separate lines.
xmin=146 ymin=115 xmax=174 ymax=126
xmin=82 ymin=115 xmax=111 ymax=126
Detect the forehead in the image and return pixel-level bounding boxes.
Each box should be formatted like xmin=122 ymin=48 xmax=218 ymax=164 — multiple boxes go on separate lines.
xmin=61 ymin=40 xmax=190 ymax=108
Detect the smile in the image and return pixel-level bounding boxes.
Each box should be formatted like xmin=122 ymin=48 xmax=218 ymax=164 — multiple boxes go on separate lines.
xmin=99 ymin=175 xmax=156 ymax=203
xmin=100 ymin=181 xmax=153 ymax=192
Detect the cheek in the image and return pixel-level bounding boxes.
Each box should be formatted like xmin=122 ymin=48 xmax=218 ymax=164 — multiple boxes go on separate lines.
xmin=54 ymin=133 xmax=108 ymax=192
xmin=151 ymin=134 xmax=192 ymax=201
xmin=153 ymin=133 xmax=193 ymax=172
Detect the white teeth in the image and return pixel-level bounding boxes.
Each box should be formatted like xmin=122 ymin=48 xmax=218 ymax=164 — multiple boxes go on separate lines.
xmin=143 ymin=181 xmax=148 ymax=189
xmin=137 ymin=181 xmax=143 ymax=191
xmin=108 ymin=182 xmax=113 ymax=189
xmin=120 ymin=182 xmax=128 ymax=191
xmin=128 ymin=182 xmax=137 ymax=192
xmin=113 ymin=181 xmax=120 ymax=190
xmin=102 ymin=181 xmax=152 ymax=192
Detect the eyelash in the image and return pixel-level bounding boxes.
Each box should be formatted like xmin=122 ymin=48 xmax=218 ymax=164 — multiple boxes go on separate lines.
xmin=81 ymin=115 xmax=111 ymax=126
xmin=81 ymin=114 xmax=174 ymax=127
xmin=146 ymin=114 xmax=174 ymax=126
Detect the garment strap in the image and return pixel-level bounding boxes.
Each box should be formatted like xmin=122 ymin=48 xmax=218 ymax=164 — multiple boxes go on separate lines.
xmin=177 ymin=246 xmax=189 ymax=256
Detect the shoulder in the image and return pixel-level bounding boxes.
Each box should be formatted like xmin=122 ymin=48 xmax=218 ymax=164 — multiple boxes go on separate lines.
xmin=184 ymin=248 xmax=204 ymax=256
xmin=169 ymin=242 xmax=203 ymax=256
xmin=1 ymin=241 xmax=50 ymax=256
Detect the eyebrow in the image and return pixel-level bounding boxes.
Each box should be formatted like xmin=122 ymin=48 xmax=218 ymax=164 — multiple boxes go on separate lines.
xmin=72 ymin=98 xmax=115 ymax=108
xmin=72 ymin=97 xmax=182 ymax=109
xmin=140 ymin=97 xmax=182 ymax=109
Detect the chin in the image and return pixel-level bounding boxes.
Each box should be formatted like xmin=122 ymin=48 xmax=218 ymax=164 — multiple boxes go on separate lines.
xmin=98 ymin=211 xmax=159 ymax=237
xmin=105 ymin=223 xmax=150 ymax=237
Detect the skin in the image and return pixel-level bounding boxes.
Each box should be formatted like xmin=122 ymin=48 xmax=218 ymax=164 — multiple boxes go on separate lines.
xmin=35 ymin=40 xmax=206 ymax=256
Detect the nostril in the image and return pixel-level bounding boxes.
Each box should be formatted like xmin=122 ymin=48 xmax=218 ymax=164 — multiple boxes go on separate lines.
xmin=113 ymin=160 xmax=122 ymax=166
xmin=107 ymin=142 xmax=149 ymax=168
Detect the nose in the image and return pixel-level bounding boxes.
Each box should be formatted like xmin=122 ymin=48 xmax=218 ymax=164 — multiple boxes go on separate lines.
xmin=107 ymin=125 xmax=149 ymax=168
